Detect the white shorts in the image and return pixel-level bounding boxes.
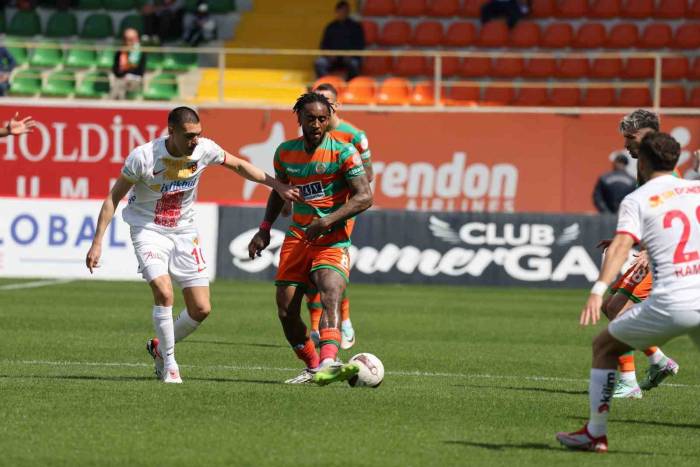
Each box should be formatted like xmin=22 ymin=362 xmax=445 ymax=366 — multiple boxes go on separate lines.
xmin=130 ymin=226 xmax=209 ymax=289
xmin=608 ymin=300 xmax=700 ymax=350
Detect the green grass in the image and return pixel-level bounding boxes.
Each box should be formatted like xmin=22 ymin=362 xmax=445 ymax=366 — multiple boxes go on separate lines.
xmin=1 ymin=279 xmax=699 ymax=466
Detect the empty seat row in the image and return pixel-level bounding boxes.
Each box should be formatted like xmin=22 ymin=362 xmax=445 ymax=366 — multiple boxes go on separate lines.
xmin=7 ymin=10 xmax=144 ymax=38
xmin=362 ymin=0 xmax=700 ymax=19
xmin=363 ymin=19 xmax=700 ymax=49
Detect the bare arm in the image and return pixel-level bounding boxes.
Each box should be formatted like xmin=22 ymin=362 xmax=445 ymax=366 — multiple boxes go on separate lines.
xmin=85 ymin=176 xmax=134 ymax=273
xmin=221 ymin=152 xmax=301 ymax=203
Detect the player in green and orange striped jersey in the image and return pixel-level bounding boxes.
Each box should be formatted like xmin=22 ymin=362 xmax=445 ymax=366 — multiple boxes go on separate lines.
xmin=247 ymin=92 xmax=373 ymax=385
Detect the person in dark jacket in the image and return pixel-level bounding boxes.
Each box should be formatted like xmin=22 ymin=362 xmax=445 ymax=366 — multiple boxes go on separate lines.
xmin=314 ymin=1 xmax=365 ymax=80
xmin=0 ymin=46 xmax=16 ymax=96
xmin=110 ymin=28 xmax=147 ymax=100
xmin=593 ymin=153 xmax=637 ymax=213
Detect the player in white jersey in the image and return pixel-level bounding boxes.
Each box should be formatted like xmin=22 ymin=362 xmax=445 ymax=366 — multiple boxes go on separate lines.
xmin=556 ymin=132 xmax=700 ymax=452
xmin=85 ymin=107 xmax=301 ymax=383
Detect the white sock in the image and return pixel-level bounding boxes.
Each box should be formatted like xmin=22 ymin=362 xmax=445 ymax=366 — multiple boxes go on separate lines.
xmin=320 ymin=358 xmax=335 ymax=368
xmin=619 ymin=370 xmax=637 ymax=384
xmin=174 ymin=308 xmax=201 ymax=343
xmin=152 ymin=305 xmax=176 ymax=369
xmin=588 ymin=368 xmax=616 ymax=437
xmin=647 ymin=348 xmax=666 ymax=365
xmin=341 ymin=319 xmax=352 ymax=329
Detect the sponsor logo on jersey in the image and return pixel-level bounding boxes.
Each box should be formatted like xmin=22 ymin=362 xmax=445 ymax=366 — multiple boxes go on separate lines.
xmin=299 ymin=181 xmax=324 ymax=201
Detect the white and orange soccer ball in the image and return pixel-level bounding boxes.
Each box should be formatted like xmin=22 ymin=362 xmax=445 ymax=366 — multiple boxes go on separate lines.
xmin=347 ymin=353 xmax=384 ymax=388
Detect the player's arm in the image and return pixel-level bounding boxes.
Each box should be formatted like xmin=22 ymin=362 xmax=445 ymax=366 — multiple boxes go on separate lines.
xmin=221 ymin=152 xmax=302 ymax=203
xmin=247 ymin=175 xmax=288 ymax=260
xmin=0 ymin=112 xmax=36 ymax=138
xmin=85 ymin=175 xmax=134 ymax=273
xmin=362 ymin=154 xmax=374 ymax=183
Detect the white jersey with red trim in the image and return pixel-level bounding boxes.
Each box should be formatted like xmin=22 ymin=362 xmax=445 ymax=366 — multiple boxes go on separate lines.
xmin=121 ymin=137 xmax=225 ymax=232
xmin=616 ymin=174 xmax=700 ymax=310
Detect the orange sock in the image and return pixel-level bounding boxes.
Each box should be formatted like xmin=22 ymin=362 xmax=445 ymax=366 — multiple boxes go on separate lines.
xmin=341 ymin=296 xmax=350 ymax=322
xmin=618 ymin=353 xmax=635 ymax=373
xmin=319 ymin=328 xmax=341 ymax=363
xmin=307 ymin=293 xmax=322 ymax=331
xmin=293 ymin=338 xmax=319 ymax=369
xmin=643 ymin=346 xmax=659 ymax=356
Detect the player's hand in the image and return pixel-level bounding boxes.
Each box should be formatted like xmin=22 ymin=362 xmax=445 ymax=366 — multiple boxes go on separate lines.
xmin=274 ymin=181 xmax=303 ymax=203
xmin=248 ymin=229 xmax=271 ymax=259
xmin=596 ymin=239 xmax=612 ymax=250
xmin=8 ymin=112 xmax=36 ymax=135
xmin=86 ymin=243 xmax=102 ymax=274
xmin=305 ymin=217 xmax=330 ymax=241
xmin=633 ymin=250 xmax=650 ymax=271
xmin=580 ymin=294 xmax=603 ymax=326
xmin=281 ymin=200 xmax=292 ymax=218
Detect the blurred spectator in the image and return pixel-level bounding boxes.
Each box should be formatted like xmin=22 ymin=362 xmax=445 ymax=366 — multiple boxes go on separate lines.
xmin=593 ymin=153 xmax=637 ymax=214
xmin=1 ymin=112 xmax=36 ymax=138
xmin=183 ymin=3 xmax=217 ymax=47
xmin=481 ymin=0 xmax=531 ymax=29
xmin=0 ymin=46 xmax=16 ymax=97
xmin=684 ymin=150 xmax=700 ymax=180
xmin=142 ymin=0 xmax=184 ymax=44
xmin=314 ymin=1 xmax=365 ymax=81
xmin=111 ymin=28 xmax=147 ymax=100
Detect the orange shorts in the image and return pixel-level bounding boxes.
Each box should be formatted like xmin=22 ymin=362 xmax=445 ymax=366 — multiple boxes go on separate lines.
xmin=610 ymin=263 xmax=652 ymax=303
xmin=275 ymin=236 xmax=351 ymax=289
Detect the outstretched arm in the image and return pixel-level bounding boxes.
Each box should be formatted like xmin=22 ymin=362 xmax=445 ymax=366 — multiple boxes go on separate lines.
xmin=221 ymin=152 xmax=301 ymax=203
xmin=0 ymin=112 xmax=37 ymax=138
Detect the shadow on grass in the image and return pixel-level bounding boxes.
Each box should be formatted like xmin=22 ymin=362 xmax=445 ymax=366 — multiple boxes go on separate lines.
xmin=0 ymin=374 xmax=283 ymax=386
xmin=185 ymin=339 xmax=286 ymax=349
xmin=445 ymin=440 xmax=656 ymax=456
xmin=570 ymin=415 xmax=700 ymax=430
xmin=454 ymin=383 xmax=587 ymax=396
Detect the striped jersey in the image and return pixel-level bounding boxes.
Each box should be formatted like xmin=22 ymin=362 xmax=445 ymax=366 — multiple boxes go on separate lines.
xmin=331 ymin=119 xmax=371 ymax=170
xmin=273 ymin=133 xmax=366 ymax=247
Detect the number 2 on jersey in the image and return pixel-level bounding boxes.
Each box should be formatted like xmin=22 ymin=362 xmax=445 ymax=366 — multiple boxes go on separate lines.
xmin=663 ymin=207 xmax=700 ymax=264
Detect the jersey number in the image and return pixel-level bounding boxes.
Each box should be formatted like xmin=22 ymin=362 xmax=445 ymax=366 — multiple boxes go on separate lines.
xmin=663 ymin=208 xmax=700 ymax=264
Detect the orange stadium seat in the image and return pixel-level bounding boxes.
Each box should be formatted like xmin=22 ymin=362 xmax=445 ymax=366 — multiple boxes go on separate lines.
xmin=541 ymin=23 xmax=574 ymax=48
xmin=621 ymin=0 xmax=654 ymax=18
xmin=689 ymin=87 xmax=700 ymax=107
xmin=530 ymin=0 xmax=556 ymax=17
xmin=557 ymin=57 xmax=589 ymax=78
xmin=654 ymin=0 xmax=686 ymax=18
xmin=444 ymin=22 xmax=477 ymax=47
xmin=448 ymin=85 xmax=480 ymax=105
xmin=606 ymin=23 xmax=639 ymax=48
xmin=691 ymin=0 xmax=700 ymax=17
xmin=410 ymin=81 xmax=442 ymax=105
xmin=491 ymin=57 xmax=524 ymax=78
xmin=394 ymin=56 xmax=426 ymax=76
xmin=362 ymin=20 xmax=379 ymax=45
xmin=313 ymin=76 xmax=346 ymax=93
xmin=661 ymin=57 xmax=689 ymax=80
xmin=427 ymin=0 xmax=460 ymax=16
xmin=341 ymin=77 xmax=377 ymax=104
xmin=436 ymin=56 xmax=461 ymax=77
xmin=557 ymin=0 xmax=588 ymax=17
xmin=623 ymin=58 xmax=654 ymax=78
xmin=673 ymin=24 xmax=700 ymax=50
xmin=362 ymin=56 xmax=393 ymax=75
xmin=617 ymin=87 xmax=652 ymax=107
xmin=661 ymin=85 xmax=687 ymax=107
xmin=573 ymin=23 xmax=606 ymax=49
xmin=461 ymin=0 xmax=488 ymax=17
xmin=412 ymin=21 xmax=444 ymax=46
xmin=589 ymin=0 xmax=621 ymax=18
xmin=459 ymin=57 xmax=492 ymax=77
xmin=379 ymin=20 xmax=412 ymax=46
xmin=482 ymin=86 xmax=514 ymax=106
xmin=691 ymin=57 xmax=700 ymax=79
xmin=582 ymin=88 xmax=616 ymax=106
xmin=377 ymin=77 xmax=412 ymax=105
xmin=478 ymin=21 xmax=509 ymax=47
xmin=513 ymin=87 xmax=548 ymax=106
xmin=362 ymin=0 xmax=396 ymax=16
xmin=639 ymin=23 xmax=672 ymax=49
xmin=396 ymin=0 xmax=428 ymax=16
xmin=525 ymin=57 xmax=557 ymax=77
xmin=547 ymin=87 xmax=581 ymax=106
xmin=591 ymin=58 xmax=624 ymax=78
xmin=509 ymin=22 xmax=541 ymax=48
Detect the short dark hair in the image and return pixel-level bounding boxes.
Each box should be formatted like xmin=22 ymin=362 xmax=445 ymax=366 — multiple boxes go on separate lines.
xmin=293 ymin=92 xmax=333 ymax=116
xmin=313 ymin=83 xmax=338 ymax=98
xmin=335 ymin=1 xmax=349 ymax=10
xmin=619 ymin=109 xmax=660 ymax=134
xmin=168 ymin=106 xmax=200 ymax=127
xmin=638 ymin=132 xmax=681 ymax=172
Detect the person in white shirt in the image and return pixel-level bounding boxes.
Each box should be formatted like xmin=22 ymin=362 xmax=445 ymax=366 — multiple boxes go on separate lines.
xmin=85 ymin=106 xmax=301 ymax=384
xmin=557 ymin=132 xmax=700 ymax=452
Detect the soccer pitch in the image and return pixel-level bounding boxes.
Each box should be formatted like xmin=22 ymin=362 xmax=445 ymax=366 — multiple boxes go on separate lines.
xmin=1 ymin=279 xmax=699 ymax=466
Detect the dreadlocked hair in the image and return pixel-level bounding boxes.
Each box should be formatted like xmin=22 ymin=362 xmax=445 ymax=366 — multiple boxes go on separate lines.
xmin=293 ymin=92 xmax=332 ymax=115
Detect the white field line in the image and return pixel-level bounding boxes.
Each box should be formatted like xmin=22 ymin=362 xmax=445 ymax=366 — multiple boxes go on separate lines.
xmin=0 ymin=359 xmax=697 ymax=389
xmin=0 ymin=279 xmax=75 ymax=291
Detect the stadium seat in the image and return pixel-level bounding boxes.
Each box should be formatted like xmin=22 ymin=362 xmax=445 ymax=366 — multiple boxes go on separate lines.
xmin=75 ymin=70 xmax=110 ymax=98
xmin=427 ymin=0 xmax=460 ymax=16
xmin=491 ymin=57 xmax=524 ymax=78
xmin=547 ymin=87 xmax=581 ymax=107
xmin=513 ymin=87 xmax=547 ymax=106
xmin=81 ymin=13 xmax=114 ymax=39
xmin=434 ymin=56 xmax=460 ymax=77
xmin=5 ymin=38 xmax=29 ymax=65
xmin=145 ymin=51 xmax=164 ymax=71
xmin=362 ymin=21 xmax=379 ymax=45
xmin=377 ymin=77 xmax=411 ymax=105
xmin=589 ymin=0 xmax=621 ymax=18
xmin=606 ymin=23 xmax=639 ymax=48
xmin=672 ymin=24 xmax=700 ymax=50
xmin=30 ymin=42 xmax=64 ymax=68
xmin=582 ymin=87 xmax=616 ymax=106
xmin=617 ymin=87 xmax=652 ymax=107
xmin=362 ymin=0 xmax=396 ymax=16
xmin=689 ymin=87 xmax=700 ymax=107
xmin=105 ymin=0 xmax=135 ymax=10
xmin=525 ymin=57 xmax=556 ymax=77
xmin=77 ymin=0 xmax=104 ymax=8
xmin=379 ymin=20 xmax=412 ymax=46
xmin=623 ymin=58 xmax=654 ymax=78
xmin=96 ymin=46 xmax=116 ymax=69
xmin=541 ymin=23 xmax=574 ymax=48
xmin=459 ymin=57 xmax=491 ymax=77
xmin=573 ymin=23 xmax=606 ymax=49
xmin=662 ymin=57 xmax=689 ymax=80
xmin=9 ymin=69 xmax=42 ymax=96
xmin=444 ymin=22 xmax=477 ymax=47
xmin=661 ymin=85 xmax=686 ymax=107
xmin=530 ymin=0 xmax=555 ymax=17
xmin=8 ymin=10 xmax=41 ymax=36
xmin=410 ymin=81 xmax=447 ymax=105
xmin=654 ymin=0 xmax=686 ymax=18
xmin=394 ymin=56 xmax=426 ymax=76
xmin=412 ymin=21 xmax=443 ymax=46
xmin=461 ymin=0 xmax=488 ymax=17
xmin=621 ymin=0 xmax=654 ymax=18
xmin=203 ymin=0 xmax=235 ymax=13
xmin=396 ymin=0 xmax=427 ymax=16
xmin=557 ymin=0 xmax=588 ymax=17
xmin=341 ymin=76 xmax=376 ymax=104
xmin=639 ymin=23 xmax=672 ymax=49
xmin=481 ymin=86 xmax=514 ymax=106
xmin=691 ymin=0 xmax=700 ymax=18
xmin=691 ymin=57 xmax=700 ymax=79
xmin=478 ymin=21 xmax=509 ymax=47
xmin=162 ymin=52 xmax=197 ymax=72
xmin=557 ymin=58 xmax=589 ymax=78
xmin=118 ymin=15 xmax=145 ymax=37
xmin=45 ymin=11 xmax=78 ymax=38
xmin=64 ymin=44 xmax=97 ymax=68
xmin=509 ymin=22 xmax=540 ymax=48
xmin=144 ymin=73 xmax=179 ymax=100
xmin=41 ymin=70 xmax=76 ymax=97
xmin=447 ymin=85 xmax=480 ymax=105
xmin=313 ymin=76 xmax=347 ymax=94
xmin=591 ymin=58 xmax=624 ymax=78
xmin=362 ymin=56 xmax=393 ymax=75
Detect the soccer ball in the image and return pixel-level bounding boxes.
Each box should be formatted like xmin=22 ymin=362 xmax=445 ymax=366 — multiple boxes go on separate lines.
xmin=348 ymin=353 xmax=384 ymax=388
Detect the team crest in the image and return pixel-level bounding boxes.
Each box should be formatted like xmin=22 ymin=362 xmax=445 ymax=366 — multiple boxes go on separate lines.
xmin=315 ymin=163 xmax=327 ymax=174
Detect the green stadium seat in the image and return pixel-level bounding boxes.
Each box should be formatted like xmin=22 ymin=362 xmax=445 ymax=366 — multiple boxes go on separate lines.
xmin=146 ymin=51 xmax=164 ymax=71
xmin=143 ymin=73 xmax=179 ymax=100
xmin=105 ymin=0 xmax=136 ymax=10
xmin=162 ymin=52 xmax=197 ymax=71
xmin=81 ymin=13 xmax=114 ymax=39
xmin=5 ymin=38 xmax=29 ymax=66
xmin=209 ymin=0 xmax=236 ymax=13
xmin=77 ymin=0 xmax=104 ymax=9
xmin=64 ymin=43 xmax=98 ymax=68
xmin=117 ymin=15 xmax=145 ymax=37
xmin=42 ymin=70 xmax=76 ymax=97
xmin=75 ymin=70 xmax=110 ymax=98
xmin=9 ymin=69 xmax=42 ymax=96
xmin=8 ymin=10 xmax=42 ymax=37
xmin=29 ymin=42 xmax=64 ymax=68
xmin=45 ymin=11 xmax=79 ymax=38
xmin=96 ymin=46 xmax=117 ymax=69
xmin=184 ymin=0 xmax=199 ymax=12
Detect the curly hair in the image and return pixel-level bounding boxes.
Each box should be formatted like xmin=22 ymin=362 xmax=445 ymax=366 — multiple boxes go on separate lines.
xmin=293 ymin=92 xmax=333 ymax=116
xmin=619 ymin=109 xmax=660 ymax=134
